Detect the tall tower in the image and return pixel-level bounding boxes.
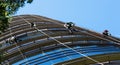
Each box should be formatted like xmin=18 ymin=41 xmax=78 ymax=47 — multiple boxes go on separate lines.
xmin=0 ymin=15 xmax=120 ymax=65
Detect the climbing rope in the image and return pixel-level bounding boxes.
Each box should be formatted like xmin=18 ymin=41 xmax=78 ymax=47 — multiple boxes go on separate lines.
xmin=6 ymin=23 xmax=29 ymax=65
xmin=32 ymin=15 xmax=120 ymax=46
xmin=21 ymin=16 xmax=104 ymax=65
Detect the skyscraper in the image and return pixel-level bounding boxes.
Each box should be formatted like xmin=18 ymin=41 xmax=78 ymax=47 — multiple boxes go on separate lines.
xmin=0 ymin=15 xmax=120 ymax=65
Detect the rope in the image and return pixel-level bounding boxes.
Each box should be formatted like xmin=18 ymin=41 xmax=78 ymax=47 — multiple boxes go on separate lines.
xmin=18 ymin=16 xmax=54 ymax=65
xmin=21 ymin=16 xmax=104 ymax=65
xmin=8 ymin=26 xmax=29 ymax=65
xmin=32 ymin=15 xmax=120 ymax=46
xmin=35 ymin=27 xmax=103 ymax=65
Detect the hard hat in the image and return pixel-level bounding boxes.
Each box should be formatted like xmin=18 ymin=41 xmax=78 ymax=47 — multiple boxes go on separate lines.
xmin=104 ymin=30 xmax=108 ymax=32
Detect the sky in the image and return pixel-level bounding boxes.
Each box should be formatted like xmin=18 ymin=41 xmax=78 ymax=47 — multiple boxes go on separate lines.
xmin=15 ymin=0 xmax=120 ymax=37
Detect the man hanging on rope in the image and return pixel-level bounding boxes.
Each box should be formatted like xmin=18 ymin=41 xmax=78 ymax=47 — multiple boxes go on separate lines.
xmin=102 ymin=30 xmax=111 ymax=36
xmin=30 ymin=22 xmax=36 ymax=28
xmin=64 ymin=22 xmax=77 ymax=34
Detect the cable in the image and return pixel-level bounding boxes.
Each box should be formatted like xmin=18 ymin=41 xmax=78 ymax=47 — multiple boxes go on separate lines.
xmin=1 ymin=22 xmax=28 ymax=65
xmin=35 ymin=27 xmax=103 ymax=65
xmin=32 ymin=15 xmax=120 ymax=46
xmin=8 ymin=25 xmax=29 ymax=65
xmin=21 ymin=16 xmax=104 ymax=65
xmin=18 ymin=16 xmax=54 ymax=65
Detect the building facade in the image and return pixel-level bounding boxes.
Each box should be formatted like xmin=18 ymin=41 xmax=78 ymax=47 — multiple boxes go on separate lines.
xmin=0 ymin=15 xmax=120 ymax=65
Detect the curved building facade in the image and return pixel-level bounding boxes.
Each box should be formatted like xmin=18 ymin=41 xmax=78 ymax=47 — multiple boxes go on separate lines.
xmin=0 ymin=15 xmax=120 ymax=65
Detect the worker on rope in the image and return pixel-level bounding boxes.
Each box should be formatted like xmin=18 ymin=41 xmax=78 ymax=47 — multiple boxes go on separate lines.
xmin=64 ymin=22 xmax=77 ymax=34
xmin=30 ymin=22 xmax=36 ymax=28
xmin=102 ymin=30 xmax=111 ymax=36
xmin=6 ymin=36 xmax=18 ymax=44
